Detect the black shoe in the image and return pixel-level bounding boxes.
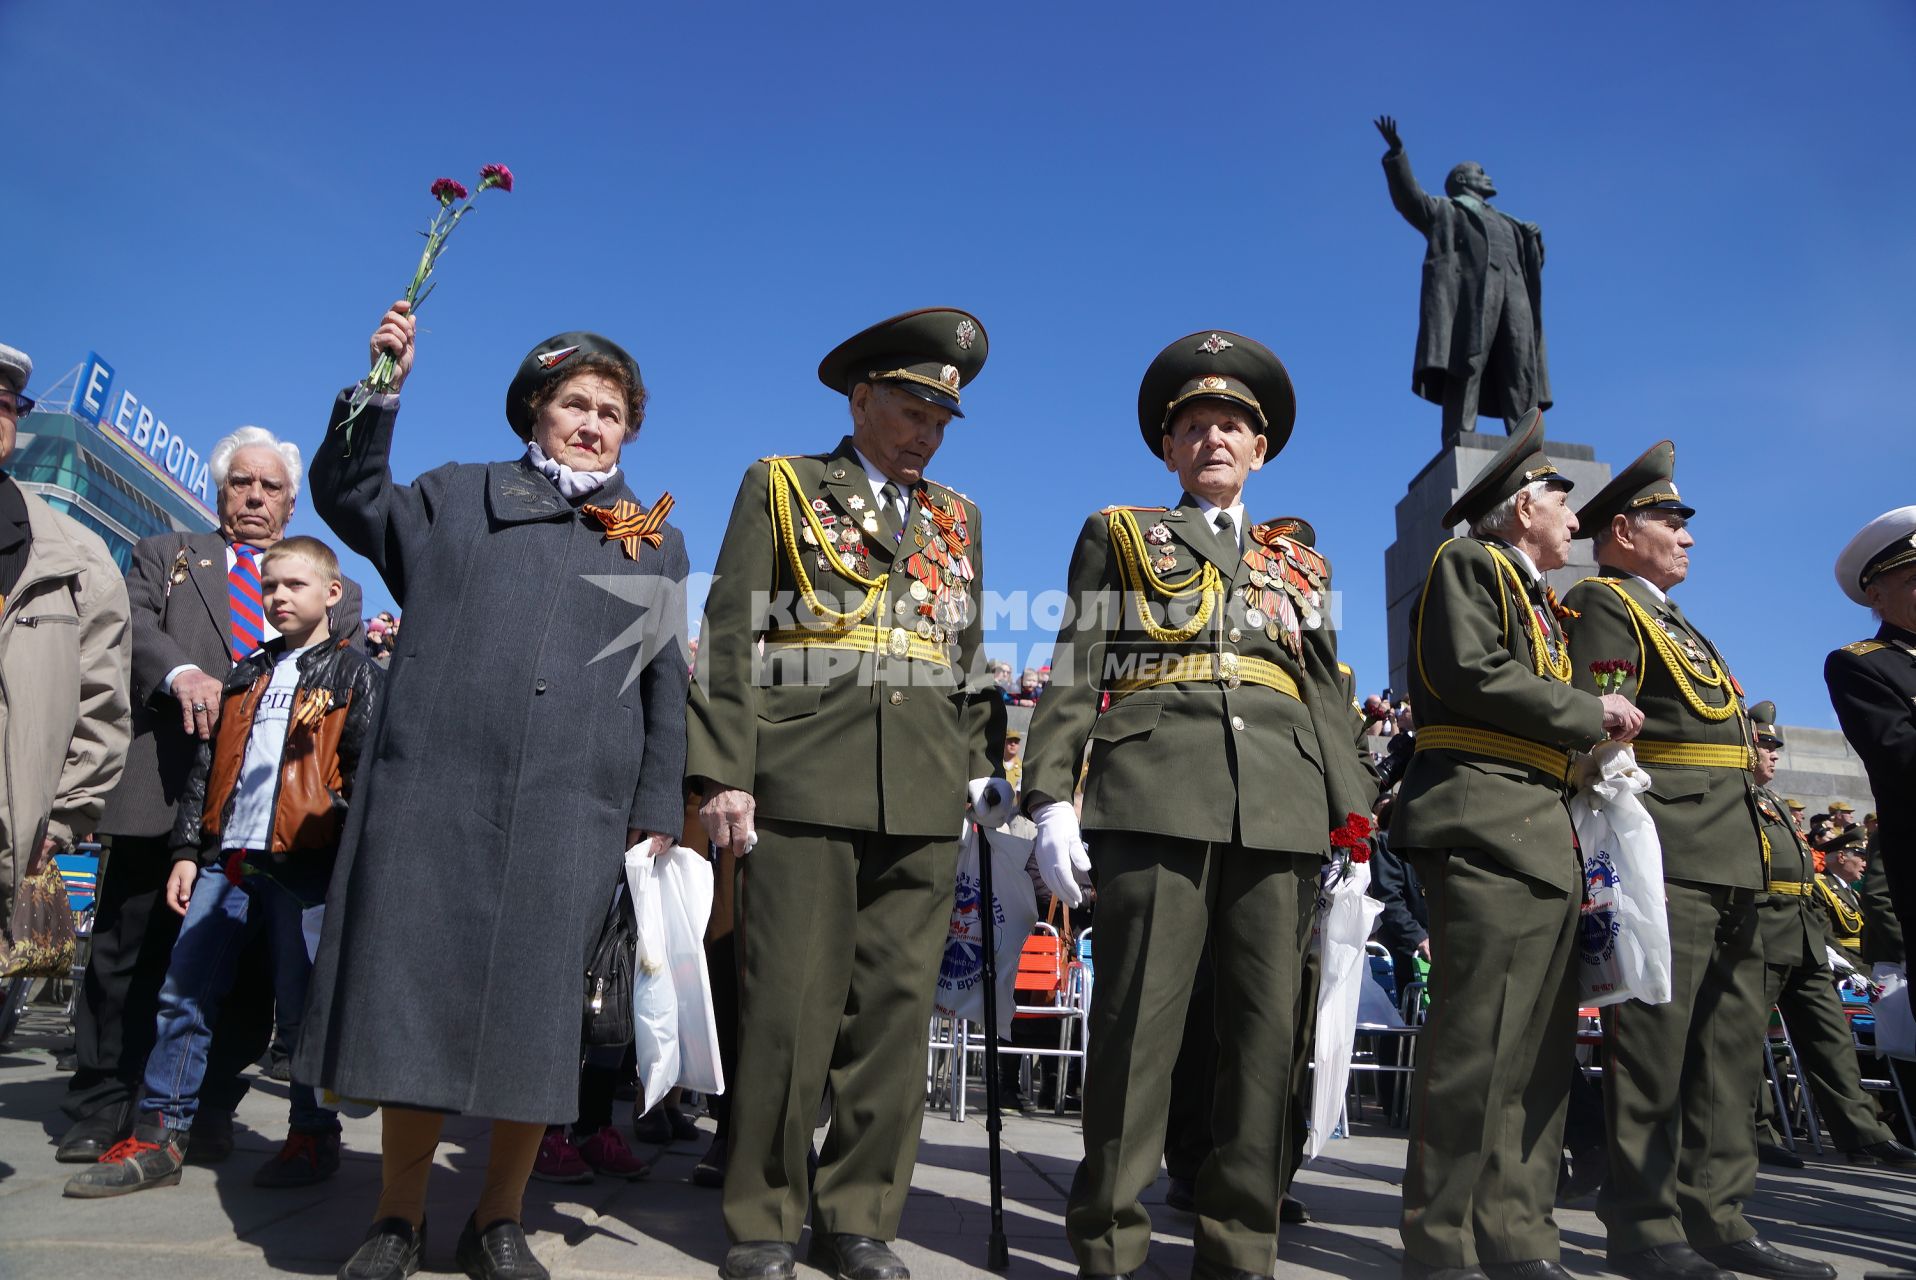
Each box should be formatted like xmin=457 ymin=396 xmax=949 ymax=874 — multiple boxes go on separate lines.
xmin=1191 ymin=1258 xmax=1267 ymax=1280
xmin=1848 ymin=1138 xmax=1916 ymax=1167
xmin=1694 ymin=1238 xmax=1835 ymax=1280
xmin=1484 ymin=1264 xmax=1574 ymax=1280
xmin=1165 ymin=1175 xmax=1196 ymax=1214
xmin=61 ymin=1123 xmax=186 ymax=1198
xmin=339 ymin=1217 xmax=425 ymax=1280
xmin=669 ymin=1106 xmax=703 ymax=1141
xmin=263 ymin=1053 xmax=294 ymax=1082
xmin=1755 ymin=1142 xmax=1804 ymax=1170
xmin=1607 ymin=1244 xmax=1732 ymax=1280
xmin=634 ymin=1103 xmax=674 ymax=1144
xmin=1402 ymin=1261 xmax=1488 ymax=1280
xmin=693 ymin=1134 xmax=728 ymax=1189
xmin=720 ymin=1241 xmax=796 ymax=1280
xmin=185 ymin=1109 xmax=234 ymax=1164
xmin=254 ymin=1129 xmax=342 ymax=1188
xmin=1280 ymin=1194 xmax=1310 ymax=1225
xmin=455 ymin=1214 xmax=549 ymax=1280
xmin=54 ymin=1103 xmax=129 ymax=1164
xmin=808 ymin=1233 xmax=909 ymax=1280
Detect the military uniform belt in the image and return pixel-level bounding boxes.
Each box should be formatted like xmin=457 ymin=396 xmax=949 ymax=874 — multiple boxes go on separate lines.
xmin=763 ymin=625 xmax=951 ymax=667
xmin=1838 ymin=938 xmax=1862 ymax=950
xmin=1107 ymin=652 xmax=1301 ymax=701
xmin=1631 ymin=740 xmax=1754 ymax=771
xmin=1764 ymin=880 xmax=1812 ymax=896
xmin=1413 ymin=724 xmax=1574 ymax=784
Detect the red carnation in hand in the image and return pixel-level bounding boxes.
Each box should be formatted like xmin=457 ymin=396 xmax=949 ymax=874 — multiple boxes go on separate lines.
xmin=1330 ymin=812 xmax=1374 ymax=859
xmin=479 ymin=163 xmax=514 ymax=192
xmin=430 ymin=177 xmax=469 ymax=203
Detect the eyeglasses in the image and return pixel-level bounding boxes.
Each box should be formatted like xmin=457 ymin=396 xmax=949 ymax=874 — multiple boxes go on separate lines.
xmin=0 ymin=391 xmax=35 ymax=416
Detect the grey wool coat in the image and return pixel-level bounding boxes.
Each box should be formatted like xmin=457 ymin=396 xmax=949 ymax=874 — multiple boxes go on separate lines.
xmin=296 ymin=389 xmax=689 ymax=1123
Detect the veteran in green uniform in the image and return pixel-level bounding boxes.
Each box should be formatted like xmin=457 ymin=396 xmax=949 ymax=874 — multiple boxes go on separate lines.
xmin=1816 ymin=840 xmax=1869 ymax=957
xmin=1746 ymin=703 xmax=1915 ymax=1169
xmin=686 ymin=310 xmax=1008 ymax=1280
xmin=1392 ymin=414 xmax=1643 ymax=1280
xmin=1562 ymin=443 xmax=1832 ymax=1280
xmin=1021 ymin=331 xmax=1374 ymax=1280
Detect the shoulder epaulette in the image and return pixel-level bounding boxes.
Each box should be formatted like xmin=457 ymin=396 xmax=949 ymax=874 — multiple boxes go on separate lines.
xmin=1842 ymin=639 xmax=1887 ymax=656
xmin=922 ymin=477 xmax=973 ymax=504
xmin=757 ymin=452 xmax=829 ymax=464
xmin=1099 ymin=504 xmax=1169 ymax=514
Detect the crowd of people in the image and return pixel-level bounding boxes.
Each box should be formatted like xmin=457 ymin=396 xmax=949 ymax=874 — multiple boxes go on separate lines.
xmin=2 ymin=302 xmax=1913 ymax=1280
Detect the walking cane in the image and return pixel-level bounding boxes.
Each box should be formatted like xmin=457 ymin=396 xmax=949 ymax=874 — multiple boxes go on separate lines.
xmin=973 ymin=818 xmax=1012 ymax=1270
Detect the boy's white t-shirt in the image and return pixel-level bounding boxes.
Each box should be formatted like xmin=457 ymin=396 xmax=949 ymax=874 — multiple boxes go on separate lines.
xmin=222 ymin=645 xmax=314 ymax=852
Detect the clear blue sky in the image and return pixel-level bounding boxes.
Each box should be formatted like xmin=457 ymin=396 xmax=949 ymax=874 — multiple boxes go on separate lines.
xmin=9 ymin=3 xmax=1913 ymax=727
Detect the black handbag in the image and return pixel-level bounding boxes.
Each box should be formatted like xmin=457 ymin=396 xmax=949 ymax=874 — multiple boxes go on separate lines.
xmin=583 ymin=883 xmax=636 ymax=1046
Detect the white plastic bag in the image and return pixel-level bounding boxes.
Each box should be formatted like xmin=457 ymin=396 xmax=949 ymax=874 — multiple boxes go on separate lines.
xmin=934 ymin=821 xmax=1040 ymax=1038
xmin=1571 ymin=743 xmax=1673 ymax=1008
xmin=627 ymin=845 xmax=679 ymax=1112
xmin=1876 ymin=967 xmax=1915 ymax=1062
xmin=657 ymin=846 xmax=724 ymax=1097
xmin=1306 ymin=855 xmax=1385 ymax=1158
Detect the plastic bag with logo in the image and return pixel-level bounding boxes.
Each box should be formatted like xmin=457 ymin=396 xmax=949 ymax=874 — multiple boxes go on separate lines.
xmin=934 ymin=820 xmax=1040 ymax=1039
xmin=1571 ymin=742 xmax=1673 ymax=1008
xmin=656 ymin=845 xmax=723 ymax=1097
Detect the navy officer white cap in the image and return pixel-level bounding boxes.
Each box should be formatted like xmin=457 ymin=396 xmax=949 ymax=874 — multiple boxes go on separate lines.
xmin=1835 ymin=505 xmax=1916 ymax=606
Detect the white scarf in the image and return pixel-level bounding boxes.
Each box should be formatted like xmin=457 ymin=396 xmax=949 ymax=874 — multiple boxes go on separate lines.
xmin=526 ymin=441 xmax=618 ymax=500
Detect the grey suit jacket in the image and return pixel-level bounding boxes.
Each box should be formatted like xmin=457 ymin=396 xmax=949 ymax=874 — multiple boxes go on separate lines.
xmin=97 ymin=529 xmax=363 ymax=839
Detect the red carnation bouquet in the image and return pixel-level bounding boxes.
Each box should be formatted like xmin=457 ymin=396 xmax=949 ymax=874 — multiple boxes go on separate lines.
xmin=1330 ymin=812 xmax=1373 ymax=864
xmin=1589 ymin=658 xmax=1637 ymax=694
xmin=341 ymin=163 xmax=515 ymax=442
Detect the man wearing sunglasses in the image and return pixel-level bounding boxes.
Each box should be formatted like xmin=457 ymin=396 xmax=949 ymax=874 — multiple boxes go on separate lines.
xmin=0 ymin=341 xmax=131 ymax=936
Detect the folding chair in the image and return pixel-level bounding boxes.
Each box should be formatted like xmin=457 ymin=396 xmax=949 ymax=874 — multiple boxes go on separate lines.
xmin=1007 ymin=920 xmax=1090 ymax=1115
xmin=1762 ymin=1006 xmax=1824 ymax=1155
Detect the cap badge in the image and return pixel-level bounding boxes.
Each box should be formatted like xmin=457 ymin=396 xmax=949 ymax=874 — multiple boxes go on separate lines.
xmin=940 ymin=364 xmax=960 ymax=390
xmin=536 ymin=345 xmax=580 ymax=370
xmin=955 ymin=319 xmax=977 ymax=350
xmin=1198 ymin=376 xmax=1229 ymax=392
xmin=1199 ymin=333 xmax=1234 ymax=355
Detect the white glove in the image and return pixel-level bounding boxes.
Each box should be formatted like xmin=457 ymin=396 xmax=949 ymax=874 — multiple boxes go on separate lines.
xmin=967 ymin=777 xmax=1016 ymax=830
xmin=1032 ymin=800 xmax=1090 ymax=909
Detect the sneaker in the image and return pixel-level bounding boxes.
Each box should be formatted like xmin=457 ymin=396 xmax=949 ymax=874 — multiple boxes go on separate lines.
xmin=529 ymin=1126 xmax=592 ymax=1184
xmin=254 ymin=1129 xmax=342 ymax=1188
xmin=693 ymin=1134 xmax=728 ymax=1188
xmin=576 ymin=1125 xmax=650 ymax=1180
xmin=63 ymin=1125 xmax=186 ymax=1198
xmin=338 ymin=1216 xmax=425 ymax=1280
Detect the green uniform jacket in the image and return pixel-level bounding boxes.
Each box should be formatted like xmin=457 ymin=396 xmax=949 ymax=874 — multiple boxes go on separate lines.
xmin=1390 ymin=538 xmax=1606 ymax=893
xmin=1816 ymin=872 xmax=1866 ymax=955
xmin=1859 ymin=843 xmax=1905 ymax=967
xmin=1023 ymin=496 xmax=1372 ymax=850
xmin=1754 ymin=785 xmax=1825 ymax=968
xmin=1562 ymin=571 xmax=1764 ymax=889
xmin=685 ymin=436 xmax=1002 ymax=837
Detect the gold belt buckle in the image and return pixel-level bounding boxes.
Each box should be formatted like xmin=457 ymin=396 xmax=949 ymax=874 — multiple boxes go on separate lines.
xmin=887 ymin=627 xmax=911 ymax=658
xmin=1217 ymin=652 xmax=1241 ymax=689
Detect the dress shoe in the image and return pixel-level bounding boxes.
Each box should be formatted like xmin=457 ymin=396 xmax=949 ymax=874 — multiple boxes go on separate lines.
xmin=721 ymin=1241 xmax=797 ymax=1280
xmin=186 ymin=1109 xmax=234 ymax=1164
xmin=1607 ymin=1245 xmax=1731 ymax=1280
xmin=1694 ymin=1238 xmax=1835 ymax=1280
xmin=1847 ymin=1138 xmax=1916 ymax=1167
xmin=1165 ymin=1175 xmax=1197 ymax=1213
xmin=692 ymin=1134 xmax=728 ymax=1188
xmin=253 ymin=1129 xmax=342 ymax=1188
xmin=1755 ymin=1142 xmax=1804 ymax=1170
xmin=1484 ymin=1263 xmax=1573 ymax=1280
xmin=1280 ymin=1194 xmax=1310 ymax=1225
xmin=62 ymin=1123 xmax=186 ymax=1198
xmin=1190 ymin=1257 xmax=1268 ymax=1280
xmin=338 ymin=1217 xmax=424 ymax=1280
xmin=808 ymin=1233 xmax=910 ymax=1280
xmin=1401 ymin=1261 xmax=1488 ymax=1280
xmin=55 ymin=1103 xmax=129 ymax=1164
xmin=454 ymin=1214 xmax=550 ymax=1280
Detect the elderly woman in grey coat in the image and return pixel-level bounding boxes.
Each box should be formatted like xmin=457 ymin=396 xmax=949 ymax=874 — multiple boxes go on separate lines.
xmin=300 ymin=302 xmax=688 ymax=1280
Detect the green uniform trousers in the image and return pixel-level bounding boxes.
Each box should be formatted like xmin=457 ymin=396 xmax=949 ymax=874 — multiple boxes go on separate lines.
xmin=721 ymin=818 xmax=958 ymax=1244
xmin=1400 ymin=846 xmax=1582 ymax=1268
xmin=1066 ymin=832 xmax=1316 ymax=1277
xmin=1598 ymin=881 xmax=1764 ymax=1253
xmin=1753 ymin=961 xmax=1891 ymax=1152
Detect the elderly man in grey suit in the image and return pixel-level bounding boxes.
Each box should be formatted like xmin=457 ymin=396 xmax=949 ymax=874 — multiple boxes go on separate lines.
xmin=57 ymin=426 xmax=361 ymax=1167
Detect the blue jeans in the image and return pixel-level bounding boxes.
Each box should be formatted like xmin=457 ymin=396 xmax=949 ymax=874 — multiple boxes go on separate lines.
xmin=140 ymin=861 xmax=336 ymax=1134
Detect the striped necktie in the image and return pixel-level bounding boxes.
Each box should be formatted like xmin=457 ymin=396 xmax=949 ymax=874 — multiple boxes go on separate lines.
xmin=228 ymin=544 xmax=264 ymax=662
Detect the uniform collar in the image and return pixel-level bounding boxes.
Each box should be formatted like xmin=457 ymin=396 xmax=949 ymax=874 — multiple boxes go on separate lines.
xmin=487 ymin=455 xmax=633 ymax=526
xmin=1193 ymin=494 xmax=1246 ymax=543
xmin=1488 ymin=538 xmax=1544 ymax=585
xmin=1598 ymin=564 xmax=1670 ymax=605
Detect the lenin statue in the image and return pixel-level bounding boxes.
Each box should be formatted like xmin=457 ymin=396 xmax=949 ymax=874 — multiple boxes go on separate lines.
xmin=1376 ymin=116 xmax=1550 ymax=445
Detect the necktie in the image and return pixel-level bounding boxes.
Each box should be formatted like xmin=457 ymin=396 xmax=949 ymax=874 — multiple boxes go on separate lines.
xmin=228 ymin=544 xmax=264 ymax=662
xmin=878 ymin=481 xmax=905 ymax=541
xmin=1213 ymin=509 xmax=1239 ymax=555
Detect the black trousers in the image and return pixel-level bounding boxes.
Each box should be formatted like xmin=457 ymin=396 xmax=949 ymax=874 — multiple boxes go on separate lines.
xmin=62 ymin=835 xmax=272 ymax=1125
xmin=707 ymin=930 xmax=738 ymax=1138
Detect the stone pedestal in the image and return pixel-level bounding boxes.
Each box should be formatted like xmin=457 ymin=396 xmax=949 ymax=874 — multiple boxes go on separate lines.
xmin=1382 ymin=431 xmax=1613 ymax=699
